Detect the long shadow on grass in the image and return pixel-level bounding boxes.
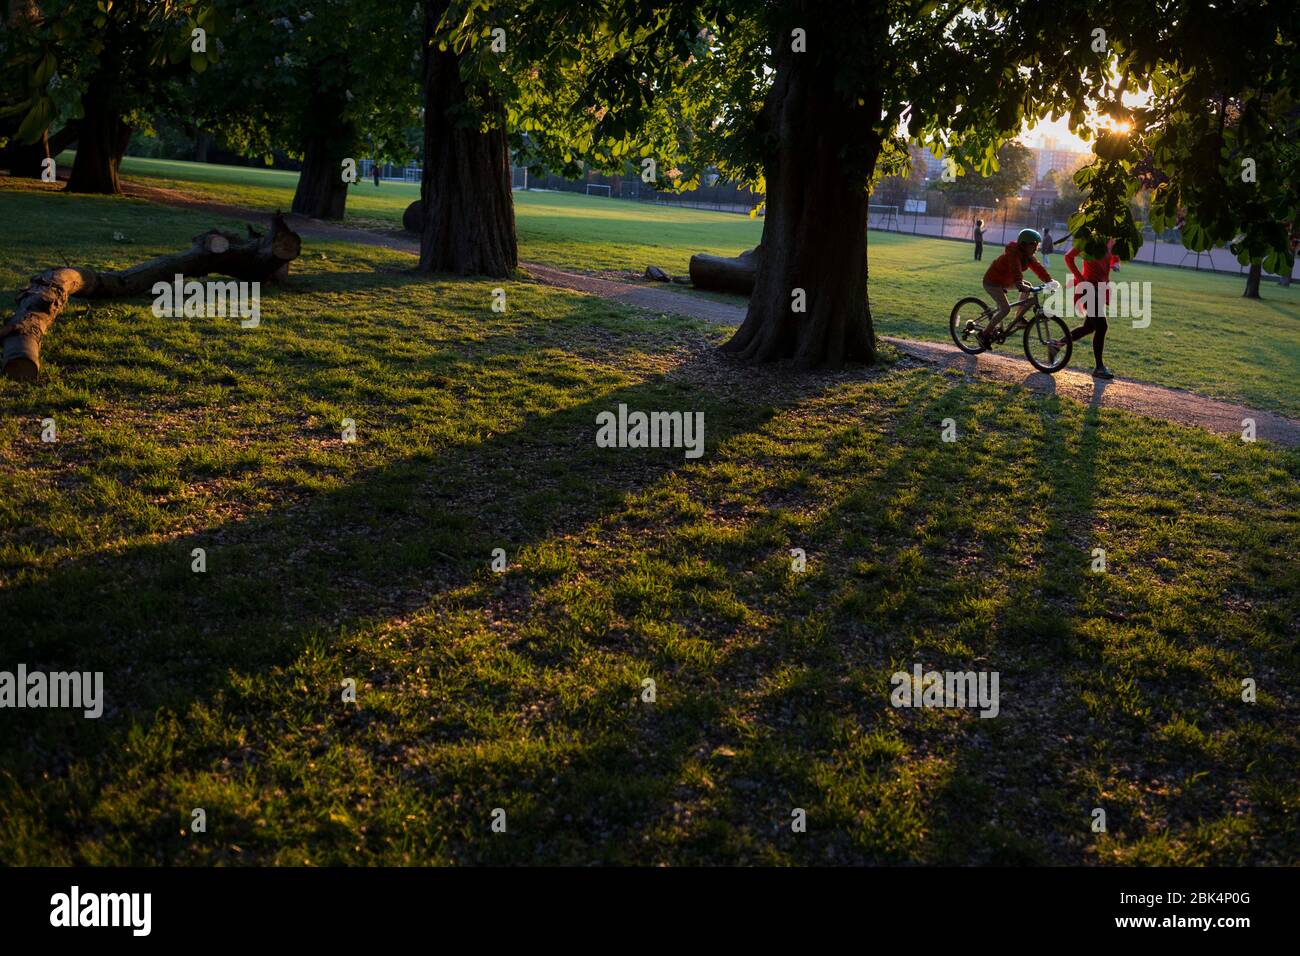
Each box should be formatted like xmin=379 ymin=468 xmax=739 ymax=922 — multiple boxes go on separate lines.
xmin=913 ymin=382 xmax=1108 ymax=863
xmin=0 ymin=341 xmax=846 ymax=863
xmin=662 ymin=369 xmax=1114 ymax=864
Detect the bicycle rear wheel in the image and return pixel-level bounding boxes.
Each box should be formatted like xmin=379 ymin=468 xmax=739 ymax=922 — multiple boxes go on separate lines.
xmin=950 ymin=297 xmax=993 ymax=354
xmin=1023 ymin=313 xmax=1072 ymax=373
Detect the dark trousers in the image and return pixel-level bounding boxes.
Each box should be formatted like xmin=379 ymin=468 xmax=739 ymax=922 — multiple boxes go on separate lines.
xmin=974 ymin=242 xmax=983 ymax=261
xmin=1069 ymin=285 xmax=1108 ymax=366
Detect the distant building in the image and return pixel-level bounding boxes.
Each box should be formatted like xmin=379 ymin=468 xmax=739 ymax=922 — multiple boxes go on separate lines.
xmin=1026 ymin=185 xmax=1058 ymax=205
xmin=921 ymin=149 xmax=948 ymax=182
xmin=1034 ymin=137 xmax=1090 ymax=185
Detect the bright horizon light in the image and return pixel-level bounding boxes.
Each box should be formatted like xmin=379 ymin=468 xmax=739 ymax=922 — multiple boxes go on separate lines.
xmin=1021 ymin=86 xmax=1150 ymax=154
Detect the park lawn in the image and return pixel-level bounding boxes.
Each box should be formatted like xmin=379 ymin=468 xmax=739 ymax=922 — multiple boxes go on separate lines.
xmin=94 ymin=153 xmax=767 ymax=274
xmin=64 ymin=154 xmax=1300 ymax=418
xmin=864 ymin=232 xmax=1300 ymax=420
xmin=2 ymin=180 xmax=1299 ymax=865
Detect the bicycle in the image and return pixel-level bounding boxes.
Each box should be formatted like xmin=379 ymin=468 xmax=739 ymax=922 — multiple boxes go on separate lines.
xmin=948 ymin=283 xmax=1073 ymax=374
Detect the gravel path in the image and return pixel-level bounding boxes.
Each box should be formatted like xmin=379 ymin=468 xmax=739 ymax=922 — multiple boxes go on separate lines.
xmin=120 ymin=180 xmax=1300 ymax=448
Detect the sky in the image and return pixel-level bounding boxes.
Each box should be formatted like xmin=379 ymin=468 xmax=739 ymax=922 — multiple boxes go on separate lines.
xmin=1022 ymin=116 xmax=1093 ymax=154
xmin=1021 ymin=88 xmax=1153 ymax=154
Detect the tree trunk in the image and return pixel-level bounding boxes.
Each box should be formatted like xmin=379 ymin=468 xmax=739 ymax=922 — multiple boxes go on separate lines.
xmin=417 ymin=0 xmax=517 ymax=277
xmin=65 ymin=82 xmax=131 ymax=194
xmin=291 ymin=133 xmax=351 ymax=220
xmin=1243 ymin=261 xmax=1262 ymax=298
xmin=1 ymin=215 xmax=301 ymax=381
xmin=48 ymin=123 xmax=80 ymax=157
xmin=690 ymin=248 xmax=762 ymax=295
xmin=721 ymin=17 xmax=882 ymax=367
xmin=195 ymin=131 xmax=212 ymax=164
xmin=5 ymin=129 xmax=50 ymax=178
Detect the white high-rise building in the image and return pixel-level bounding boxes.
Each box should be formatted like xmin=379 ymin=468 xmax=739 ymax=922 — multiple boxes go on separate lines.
xmin=1035 ymin=137 xmax=1090 ymax=184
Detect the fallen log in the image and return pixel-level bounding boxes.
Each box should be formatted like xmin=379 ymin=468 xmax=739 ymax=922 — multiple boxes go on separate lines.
xmin=403 ymin=200 xmax=423 ymax=234
xmin=688 ymin=246 xmax=762 ymax=296
xmin=2 ymin=213 xmax=301 ymax=381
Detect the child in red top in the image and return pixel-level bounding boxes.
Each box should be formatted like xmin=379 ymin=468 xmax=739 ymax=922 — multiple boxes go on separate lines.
xmin=980 ymin=229 xmax=1053 ymax=345
xmin=1063 ymin=239 xmax=1121 ymax=379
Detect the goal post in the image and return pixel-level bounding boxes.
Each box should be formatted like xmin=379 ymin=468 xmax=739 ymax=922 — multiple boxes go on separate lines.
xmin=867 ymin=204 xmax=899 ymax=232
xmin=945 ymin=206 xmax=996 ymax=241
xmin=585 ymin=183 xmax=612 ymax=198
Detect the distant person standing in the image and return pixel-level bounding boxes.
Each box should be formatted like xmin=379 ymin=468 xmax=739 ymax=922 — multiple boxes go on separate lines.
xmin=1041 ymin=227 xmax=1055 ymax=265
xmin=973 ymin=218 xmax=985 ymax=261
xmin=373 ymin=160 xmax=381 ymax=187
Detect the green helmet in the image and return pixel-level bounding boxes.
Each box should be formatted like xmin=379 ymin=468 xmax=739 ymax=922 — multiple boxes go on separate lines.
xmin=1018 ymin=228 xmax=1042 ymax=245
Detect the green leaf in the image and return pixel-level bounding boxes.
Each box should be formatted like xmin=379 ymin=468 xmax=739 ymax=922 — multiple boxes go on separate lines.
xmin=15 ymin=96 xmax=53 ymax=144
xmin=191 ymin=51 xmax=208 ymax=73
xmin=171 ymin=31 xmax=191 ymax=64
xmin=33 ymin=52 xmax=57 ymax=87
xmin=0 ymin=98 xmax=34 ymax=119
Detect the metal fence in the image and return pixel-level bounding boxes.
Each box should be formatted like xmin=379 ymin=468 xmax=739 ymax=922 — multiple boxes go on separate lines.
xmin=359 ymin=159 xmax=420 ymax=183
xmin=511 ymin=166 xmax=763 ymax=214
xmin=869 ymin=195 xmax=1291 ymax=279
xmin=390 ymin=163 xmax=1289 ymax=279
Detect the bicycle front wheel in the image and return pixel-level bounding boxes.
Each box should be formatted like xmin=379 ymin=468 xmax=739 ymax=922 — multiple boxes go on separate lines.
xmin=1023 ymin=313 xmax=1072 ymax=373
xmin=950 ymin=297 xmax=992 ymax=354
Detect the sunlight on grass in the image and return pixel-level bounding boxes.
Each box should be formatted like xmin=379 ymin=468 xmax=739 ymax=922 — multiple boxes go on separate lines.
xmin=2 ymin=177 xmax=1298 ymax=866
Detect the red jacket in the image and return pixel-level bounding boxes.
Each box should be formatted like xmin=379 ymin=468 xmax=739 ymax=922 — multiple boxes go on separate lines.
xmin=1064 ymin=246 xmax=1119 ymax=284
xmin=1064 ymin=247 xmax=1120 ymax=313
xmin=983 ymin=241 xmax=1052 ymax=288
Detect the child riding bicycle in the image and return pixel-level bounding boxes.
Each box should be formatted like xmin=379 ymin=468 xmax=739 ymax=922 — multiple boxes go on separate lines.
xmin=980 ymin=228 xmax=1054 ymax=347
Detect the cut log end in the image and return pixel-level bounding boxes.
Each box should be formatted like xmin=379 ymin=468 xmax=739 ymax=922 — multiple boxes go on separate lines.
xmin=3 ymin=329 xmax=41 ymax=380
xmin=3 ymin=354 xmax=39 ymax=382
xmin=403 ymin=200 xmax=423 ymax=235
xmin=689 ymin=247 xmax=761 ymax=296
xmin=3 ymin=218 xmax=302 ymax=383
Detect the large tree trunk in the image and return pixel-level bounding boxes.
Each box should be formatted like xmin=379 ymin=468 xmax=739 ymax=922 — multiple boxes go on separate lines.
xmin=48 ymin=123 xmax=80 ymax=157
xmin=1243 ymin=261 xmax=1263 ymax=298
xmin=195 ymin=130 xmax=212 ymax=164
xmin=1 ymin=215 xmax=301 ymax=381
xmin=721 ymin=13 xmax=883 ymax=367
xmin=417 ymin=0 xmax=517 ymax=277
xmin=291 ymin=132 xmax=351 ymax=220
xmin=65 ymin=81 xmax=130 ymax=194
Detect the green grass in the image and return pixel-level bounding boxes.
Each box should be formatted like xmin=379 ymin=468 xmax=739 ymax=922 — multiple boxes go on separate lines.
xmin=101 ymin=153 xmax=767 ymax=275
xmin=84 ymin=154 xmax=1300 ymax=417
xmin=866 ymin=231 xmax=1300 ymax=418
xmin=2 ymin=179 xmax=1298 ymax=865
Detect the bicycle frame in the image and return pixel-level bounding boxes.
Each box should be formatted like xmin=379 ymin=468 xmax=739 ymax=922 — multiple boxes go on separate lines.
xmin=988 ymin=285 xmax=1055 ymax=340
